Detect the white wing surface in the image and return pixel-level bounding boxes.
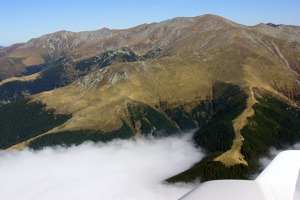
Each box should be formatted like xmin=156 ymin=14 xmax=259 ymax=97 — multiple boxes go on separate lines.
xmin=178 ymin=150 xmax=300 ymax=200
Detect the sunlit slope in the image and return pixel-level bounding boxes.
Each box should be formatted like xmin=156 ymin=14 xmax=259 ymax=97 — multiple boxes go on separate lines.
xmin=1 ymin=14 xmax=300 ymax=181
xmin=33 ymin=55 xmax=213 ymax=132
xmin=0 ymin=48 xmax=139 ymax=105
xmin=1 ymin=14 xmax=299 ymax=106
xmin=5 ymin=32 xmax=300 ymax=151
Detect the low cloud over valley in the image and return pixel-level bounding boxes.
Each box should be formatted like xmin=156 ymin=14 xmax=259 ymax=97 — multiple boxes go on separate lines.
xmin=0 ymin=134 xmax=203 ymax=200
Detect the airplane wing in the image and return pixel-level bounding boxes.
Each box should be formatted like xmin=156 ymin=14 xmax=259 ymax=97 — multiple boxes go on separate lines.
xmin=178 ymin=150 xmax=300 ymax=200
xmin=295 ymin=169 xmax=300 ymax=200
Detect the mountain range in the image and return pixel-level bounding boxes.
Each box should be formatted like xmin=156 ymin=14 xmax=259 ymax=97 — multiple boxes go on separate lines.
xmin=1 ymin=14 xmax=300 ymax=182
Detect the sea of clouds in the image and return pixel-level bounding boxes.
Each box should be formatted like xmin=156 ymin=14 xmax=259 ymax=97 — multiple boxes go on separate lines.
xmin=0 ymin=133 xmax=203 ymax=200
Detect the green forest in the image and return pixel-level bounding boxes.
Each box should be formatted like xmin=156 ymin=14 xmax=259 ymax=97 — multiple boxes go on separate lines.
xmin=28 ymin=122 xmax=134 ymax=150
xmin=0 ymin=99 xmax=70 ymax=149
xmin=167 ymin=88 xmax=300 ymax=183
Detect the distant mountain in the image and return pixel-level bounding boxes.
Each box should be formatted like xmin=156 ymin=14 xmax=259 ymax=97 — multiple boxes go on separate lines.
xmin=1 ymin=14 xmax=300 ymax=182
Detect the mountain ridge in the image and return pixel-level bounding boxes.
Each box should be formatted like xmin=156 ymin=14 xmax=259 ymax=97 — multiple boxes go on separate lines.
xmin=1 ymin=14 xmax=300 ymax=182
xmin=2 ymin=14 xmax=299 ymax=80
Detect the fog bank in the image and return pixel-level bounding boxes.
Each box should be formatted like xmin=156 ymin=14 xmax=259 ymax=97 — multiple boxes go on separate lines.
xmin=0 ymin=134 xmax=203 ymax=200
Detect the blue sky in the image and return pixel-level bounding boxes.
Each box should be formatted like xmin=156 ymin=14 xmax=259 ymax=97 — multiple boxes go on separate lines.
xmin=1 ymin=0 xmax=299 ymax=46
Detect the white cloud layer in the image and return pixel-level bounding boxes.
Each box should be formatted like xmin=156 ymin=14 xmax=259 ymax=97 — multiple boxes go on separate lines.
xmin=0 ymin=134 xmax=203 ymax=200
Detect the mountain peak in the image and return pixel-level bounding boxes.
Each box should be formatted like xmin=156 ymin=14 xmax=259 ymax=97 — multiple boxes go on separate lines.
xmin=160 ymin=14 xmax=239 ymax=27
xmin=196 ymin=14 xmax=240 ymax=26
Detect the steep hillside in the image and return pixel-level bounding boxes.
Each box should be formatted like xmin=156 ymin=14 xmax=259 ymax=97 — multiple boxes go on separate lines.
xmin=0 ymin=47 xmax=139 ymax=105
xmin=166 ymin=88 xmax=300 ymax=183
xmin=1 ymin=14 xmax=300 ymax=182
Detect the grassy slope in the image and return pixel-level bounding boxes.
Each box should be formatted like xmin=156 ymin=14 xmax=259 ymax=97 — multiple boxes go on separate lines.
xmin=128 ymin=103 xmax=180 ymax=136
xmin=28 ymin=102 xmax=183 ymax=149
xmin=0 ymin=48 xmax=139 ymax=104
